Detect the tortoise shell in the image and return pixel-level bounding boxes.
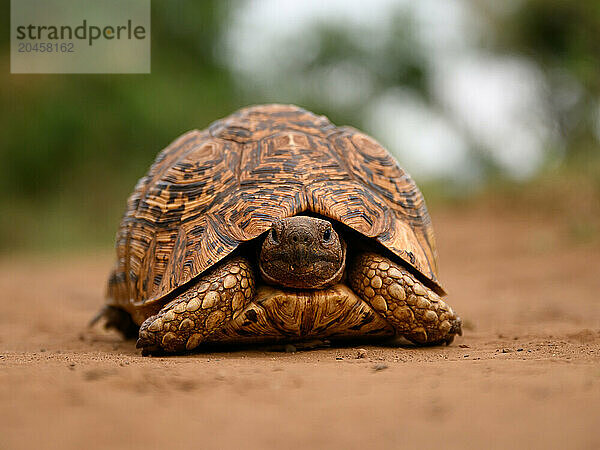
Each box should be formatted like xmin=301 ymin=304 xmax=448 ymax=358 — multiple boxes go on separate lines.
xmin=107 ymin=104 xmax=443 ymax=317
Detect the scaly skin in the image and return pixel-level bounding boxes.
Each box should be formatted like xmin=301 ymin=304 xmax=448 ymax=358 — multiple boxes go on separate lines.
xmin=136 ymin=257 xmax=255 ymax=354
xmin=135 ymin=251 xmax=461 ymax=354
xmin=348 ymin=252 xmax=462 ymax=345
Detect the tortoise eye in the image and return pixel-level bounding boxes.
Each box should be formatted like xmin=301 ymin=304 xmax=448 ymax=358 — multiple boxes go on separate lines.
xmin=323 ymin=228 xmax=331 ymax=242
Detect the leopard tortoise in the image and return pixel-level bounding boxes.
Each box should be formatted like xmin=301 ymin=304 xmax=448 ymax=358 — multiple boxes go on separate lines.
xmin=99 ymin=104 xmax=462 ymax=354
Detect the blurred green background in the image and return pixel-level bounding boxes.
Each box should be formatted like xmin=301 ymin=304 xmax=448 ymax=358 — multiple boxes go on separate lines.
xmin=1 ymin=0 xmax=599 ymax=252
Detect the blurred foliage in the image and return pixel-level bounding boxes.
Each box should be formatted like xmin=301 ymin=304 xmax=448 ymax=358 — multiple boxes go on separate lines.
xmin=1 ymin=0 xmax=599 ymax=252
xmin=270 ymin=17 xmax=430 ymax=127
xmin=483 ymin=0 xmax=600 ymax=161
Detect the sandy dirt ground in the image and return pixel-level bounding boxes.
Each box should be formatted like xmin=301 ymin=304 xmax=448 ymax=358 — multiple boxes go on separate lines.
xmin=1 ymin=206 xmax=599 ymax=449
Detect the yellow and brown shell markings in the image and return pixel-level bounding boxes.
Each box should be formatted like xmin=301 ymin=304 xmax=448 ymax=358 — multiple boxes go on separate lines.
xmin=102 ymin=104 xmax=461 ymax=353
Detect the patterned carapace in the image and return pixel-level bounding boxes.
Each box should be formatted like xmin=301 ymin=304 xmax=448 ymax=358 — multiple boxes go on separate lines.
xmin=107 ymin=104 xmax=442 ymax=311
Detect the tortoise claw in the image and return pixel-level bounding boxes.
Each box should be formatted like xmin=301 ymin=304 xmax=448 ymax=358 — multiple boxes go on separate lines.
xmin=136 ymin=340 xmax=161 ymax=356
xmin=442 ymin=317 xmax=463 ymax=345
xmin=136 ymin=330 xmax=161 ymax=355
xmin=140 ymin=346 xmax=160 ymax=356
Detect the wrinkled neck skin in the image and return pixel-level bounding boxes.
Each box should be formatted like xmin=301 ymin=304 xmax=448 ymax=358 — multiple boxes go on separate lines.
xmin=259 ymin=216 xmax=346 ymax=289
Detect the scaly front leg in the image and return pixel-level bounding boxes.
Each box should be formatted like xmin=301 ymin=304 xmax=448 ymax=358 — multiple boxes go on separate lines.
xmin=349 ymin=252 xmax=462 ymax=345
xmin=136 ymin=256 xmax=255 ymax=354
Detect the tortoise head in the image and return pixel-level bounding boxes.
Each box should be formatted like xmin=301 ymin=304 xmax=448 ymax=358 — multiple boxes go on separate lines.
xmin=259 ymin=216 xmax=346 ymax=289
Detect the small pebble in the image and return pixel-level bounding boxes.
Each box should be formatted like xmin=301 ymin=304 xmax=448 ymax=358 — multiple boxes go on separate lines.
xmin=215 ymin=371 xmax=226 ymax=381
xmin=463 ymin=354 xmax=469 ymax=358
xmin=502 ymin=348 xmax=511 ymax=353
xmin=356 ymin=349 xmax=368 ymax=359
xmin=517 ymin=348 xmax=524 ymax=352
xmin=458 ymin=344 xmax=470 ymax=348
xmin=336 ymin=357 xmax=343 ymax=360
xmin=372 ymin=363 xmax=388 ymax=371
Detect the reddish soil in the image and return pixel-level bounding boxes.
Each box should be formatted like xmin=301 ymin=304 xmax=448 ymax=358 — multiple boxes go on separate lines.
xmin=1 ymin=206 xmax=599 ymax=449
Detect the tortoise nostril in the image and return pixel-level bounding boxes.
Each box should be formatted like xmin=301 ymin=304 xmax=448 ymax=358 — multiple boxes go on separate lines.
xmin=289 ymin=230 xmax=313 ymax=245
